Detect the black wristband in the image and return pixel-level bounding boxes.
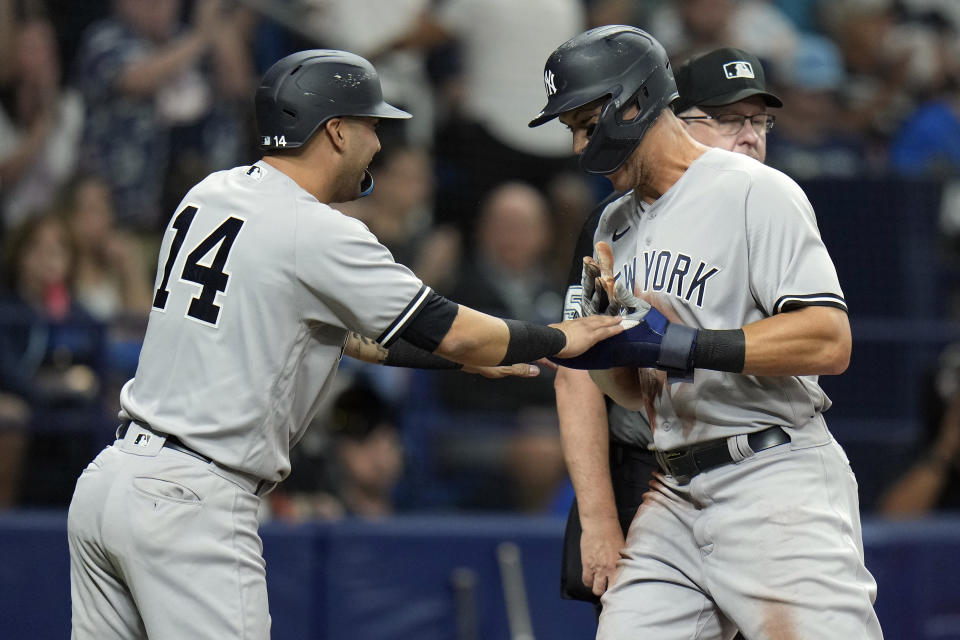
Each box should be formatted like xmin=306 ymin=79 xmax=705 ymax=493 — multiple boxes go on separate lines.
xmin=692 ymin=329 xmax=746 ymax=373
xmin=384 ymin=338 xmax=463 ymax=370
xmin=500 ymin=319 xmax=567 ymax=365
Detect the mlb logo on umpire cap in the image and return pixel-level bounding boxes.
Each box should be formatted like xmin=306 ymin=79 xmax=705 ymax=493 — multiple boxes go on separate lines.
xmin=723 ymin=61 xmax=755 ymax=80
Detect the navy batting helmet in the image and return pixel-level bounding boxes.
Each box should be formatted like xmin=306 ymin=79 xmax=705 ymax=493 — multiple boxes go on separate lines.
xmin=529 ymin=26 xmax=678 ymax=175
xmin=255 ymin=49 xmax=411 ymax=152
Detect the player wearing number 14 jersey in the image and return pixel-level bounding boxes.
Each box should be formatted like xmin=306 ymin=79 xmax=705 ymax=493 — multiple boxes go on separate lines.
xmin=66 ymin=50 xmax=622 ymax=640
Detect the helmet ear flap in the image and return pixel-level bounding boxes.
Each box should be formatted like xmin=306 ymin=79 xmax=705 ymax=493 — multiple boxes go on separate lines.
xmin=359 ymin=169 xmax=374 ymax=197
xmin=579 ymin=97 xmax=643 ymax=175
xmin=578 ymin=61 xmax=678 ymax=175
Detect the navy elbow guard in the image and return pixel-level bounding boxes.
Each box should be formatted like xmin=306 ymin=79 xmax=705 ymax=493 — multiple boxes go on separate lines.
xmin=550 ymin=308 xmax=697 ymax=375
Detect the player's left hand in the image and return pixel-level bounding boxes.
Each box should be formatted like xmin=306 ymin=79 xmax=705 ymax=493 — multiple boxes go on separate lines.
xmin=552 ymin=314 xmax=625 ymax=359
xmin=558 ymin=242 xmax=697 ymax=374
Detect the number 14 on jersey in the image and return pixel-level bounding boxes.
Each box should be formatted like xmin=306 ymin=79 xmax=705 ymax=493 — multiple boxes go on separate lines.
xmin=153 ymin=205 xmax=245 ymax=326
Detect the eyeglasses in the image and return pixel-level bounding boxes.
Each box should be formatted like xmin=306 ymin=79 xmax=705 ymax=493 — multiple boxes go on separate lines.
xmin=678 ymin=113 xmax=776 ymax=136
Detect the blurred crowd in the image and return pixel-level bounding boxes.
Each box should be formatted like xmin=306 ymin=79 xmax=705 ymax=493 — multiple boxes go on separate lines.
xmin=1 ymin=0 xmax=959 ymax=517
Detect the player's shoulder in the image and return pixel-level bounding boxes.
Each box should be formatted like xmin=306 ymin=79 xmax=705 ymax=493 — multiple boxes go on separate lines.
xmin=698 ymin=148 xmax=806 ymax=199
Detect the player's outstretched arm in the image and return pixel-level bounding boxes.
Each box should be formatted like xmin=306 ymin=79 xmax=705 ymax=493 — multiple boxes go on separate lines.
xmin=434 ymin=305 xmax=623 ymax=368
xmin=343 ymin=331 xmax=542 ymax=378
xmin=584 ymin=304 xmax=851 ymax=410
xmin=556 ymin=241 xmax=849 ymax=378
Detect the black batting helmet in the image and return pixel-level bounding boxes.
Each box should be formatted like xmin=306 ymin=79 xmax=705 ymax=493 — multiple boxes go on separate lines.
xmin=255 ymin=49 xmax=411 ymax=152
xmin=529 ymin=26 xmax=678 ymax=175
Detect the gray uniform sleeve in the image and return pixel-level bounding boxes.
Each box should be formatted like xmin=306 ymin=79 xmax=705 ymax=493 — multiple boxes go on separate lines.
xmin=295 ymin=204 xmax=429 ymax=345
xmin=745 ymin=171 xmax=847 ymax=316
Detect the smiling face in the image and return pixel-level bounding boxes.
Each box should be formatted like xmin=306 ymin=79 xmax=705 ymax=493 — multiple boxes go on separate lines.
xmin=331 ymin=116 xmax=382 ymax=202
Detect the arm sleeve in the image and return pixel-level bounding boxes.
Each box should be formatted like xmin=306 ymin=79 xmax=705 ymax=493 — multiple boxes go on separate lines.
xmin=745 ymin=171 xmax=847 ymax=316
xmin=384 ymin=338 xmax=462 ymax=369
xmin=75 ymin=23 xmax=144 ymax=103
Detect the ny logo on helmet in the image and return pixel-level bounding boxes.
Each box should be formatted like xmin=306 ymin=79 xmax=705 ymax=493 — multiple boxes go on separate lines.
xmin=544 ymin=69 xmax=557 ymax=96
xmin=723 ymin=61 xmax=755 ymax=80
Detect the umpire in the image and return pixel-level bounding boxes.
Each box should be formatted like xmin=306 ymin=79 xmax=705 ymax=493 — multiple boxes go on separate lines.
xmin=557 ymin=46 xmax=782 ymax=618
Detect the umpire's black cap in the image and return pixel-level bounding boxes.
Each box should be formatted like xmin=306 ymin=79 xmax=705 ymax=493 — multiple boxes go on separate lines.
xmin=672 ymin=47 xmax=782 ymax=114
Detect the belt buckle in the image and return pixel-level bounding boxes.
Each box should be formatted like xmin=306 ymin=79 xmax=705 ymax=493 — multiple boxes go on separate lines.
xmin=655 ymin=449 xmax=692 ymax=485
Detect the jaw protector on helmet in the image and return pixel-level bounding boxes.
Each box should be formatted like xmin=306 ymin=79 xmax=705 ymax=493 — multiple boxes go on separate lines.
xmin=529 ymin=26 xmax=678 ymax=175
xmin=581 ymin=62 xmax=677 ymax=174
xmin=359 ymin=169 xmax=374 ymax=197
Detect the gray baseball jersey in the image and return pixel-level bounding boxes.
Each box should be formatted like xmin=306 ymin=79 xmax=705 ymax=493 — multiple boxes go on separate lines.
xmin=592 ymin=148 xmax=845 ymax=452
xmin=119 ymin=160 xmax=430 ymax=482
xmin=69 ymin=161 xmax=434 ymax=639
xmin=591 ymin=147 xmax=881 ymax=639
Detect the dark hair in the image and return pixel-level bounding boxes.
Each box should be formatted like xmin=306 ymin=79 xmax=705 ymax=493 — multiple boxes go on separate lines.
xmin=1 ymin=213 xmax=77 ymax=292
xmin=51 ymin=171 xmax=111 ymax=220
xmin=330 ymin=380 xmax=397 ymax=440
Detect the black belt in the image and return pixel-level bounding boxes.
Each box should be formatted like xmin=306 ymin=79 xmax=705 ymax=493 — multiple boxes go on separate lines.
xmin=610 ymin=440 xmax=656 ymax=466
xmin=117 ymin=421 xmax=213 ymax=464
xmin=654 ymin=426 xmax=790 ymax=485
xmin=117 ymin=421 xmax=276 ymax=495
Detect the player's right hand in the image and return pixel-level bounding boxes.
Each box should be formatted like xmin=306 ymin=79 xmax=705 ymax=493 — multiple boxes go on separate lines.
xmin=583 ymin=241 xmax=651 ymax=319
xmin=580 ymin=516 xmax=625 ymax=597
xmin=551 ymin=314 xmax=624 ymax=359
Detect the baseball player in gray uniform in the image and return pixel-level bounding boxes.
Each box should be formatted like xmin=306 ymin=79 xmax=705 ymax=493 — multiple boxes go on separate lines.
xmin=66 ymin=49 xmax=623 ymax=640
xmin=557 ymin=47 xmax=783 ymax=620
xmin=533 ymin=26 xmax=883 ymax=639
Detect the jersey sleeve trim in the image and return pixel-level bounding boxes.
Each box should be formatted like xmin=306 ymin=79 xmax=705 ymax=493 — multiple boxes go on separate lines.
xmin=774 ymin=293 xmax=848 ymax=314
xmin=377 ymin=285 xmax=432 ymax=347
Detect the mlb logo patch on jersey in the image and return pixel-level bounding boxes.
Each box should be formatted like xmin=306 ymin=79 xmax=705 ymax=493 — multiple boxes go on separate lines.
xmin=723 ymin=61 xmax=755 ymax=80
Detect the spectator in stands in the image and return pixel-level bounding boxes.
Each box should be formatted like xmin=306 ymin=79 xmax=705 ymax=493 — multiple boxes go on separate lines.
xmin=890 ymin=76 xmax=960 ymax=177
xmin=0 ymin=0 xmax=13 ymax=82
xmin=272 ymin=379 xmax=405 ymax=521
xmin=765 ymin=34 xmax=873 ymax=179
xmin=819 ymin=0 xmax=957 ymax=144
xmin=338 ymin=130 xmax=460 ymax=294
xmin=73 ymin=0 xmax=255 ymax=233
xmin=430 ymin=182 xmax=566 ymax=512
xmin=298 ymin=0 xmax=436 ymax=146
xmin=0 ymin=391 xmax=28 ymax=508
xmin=438 ymin=182 xmax=563 ymax=413
xmin=0 ymin=8 xmax=83 ymax=230
xmin=879 ymin=343 xmax=960 ymax=516
xmin=384 ymin=0 xmax=584 ymax=241
xmin=55 ymin=172 xmax=152 ymax=323
xmin=647 ymin=0 xmax=798 ymax=74
xmin=0 ymin=213 xmax=109 ymax=506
